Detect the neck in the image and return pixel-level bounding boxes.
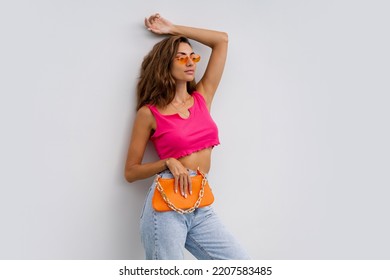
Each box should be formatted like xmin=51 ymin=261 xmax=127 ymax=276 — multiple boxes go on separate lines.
xmin=174 ymin=82 xmax=189 ymax=102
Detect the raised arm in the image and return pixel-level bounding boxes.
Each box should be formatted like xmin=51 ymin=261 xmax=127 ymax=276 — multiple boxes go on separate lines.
xmin=145 ymin=13 xmax=228 ymax=108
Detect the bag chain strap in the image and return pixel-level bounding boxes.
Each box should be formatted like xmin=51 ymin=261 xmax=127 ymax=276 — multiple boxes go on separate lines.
xmin=155 ymin=170 xmax=207 ymax=214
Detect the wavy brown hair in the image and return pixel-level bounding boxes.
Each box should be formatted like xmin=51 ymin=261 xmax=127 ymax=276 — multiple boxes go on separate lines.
xmin=136 ymin=36 xmax=197 ymax=110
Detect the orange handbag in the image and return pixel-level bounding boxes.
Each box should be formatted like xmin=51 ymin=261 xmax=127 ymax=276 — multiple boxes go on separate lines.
xmin=152 ymin=168 xmax=214 ymax=214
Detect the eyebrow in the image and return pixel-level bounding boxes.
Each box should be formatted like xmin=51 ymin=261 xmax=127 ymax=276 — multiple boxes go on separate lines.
xmin=176 ymin=51 xmax=195 ymax=55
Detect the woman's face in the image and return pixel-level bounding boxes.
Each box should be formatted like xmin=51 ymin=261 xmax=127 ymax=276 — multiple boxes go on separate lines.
xmin=171 ymin=42 xmax=198 ymax=82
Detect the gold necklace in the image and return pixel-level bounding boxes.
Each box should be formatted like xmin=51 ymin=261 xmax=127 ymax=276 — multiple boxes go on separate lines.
xmin=170 ymin=96 xmax=191 ymax=117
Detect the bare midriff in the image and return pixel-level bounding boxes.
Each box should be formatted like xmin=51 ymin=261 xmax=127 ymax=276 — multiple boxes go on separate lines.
xmin=178 ymin=148 xmax=213 ymax=174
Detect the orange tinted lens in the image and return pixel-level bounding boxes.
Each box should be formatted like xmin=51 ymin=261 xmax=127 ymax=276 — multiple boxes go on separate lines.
xmin=191 ymin=54 xmax=201 ymax=63
xmin=176 ymin=56 xmax=188 ymax=64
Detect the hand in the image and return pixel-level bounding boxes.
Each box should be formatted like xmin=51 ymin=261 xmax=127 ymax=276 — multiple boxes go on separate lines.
xmin=165 ymin=158 xmax=192 ymax=198
xmin=144 ymin=13 xmax=174 ymax=35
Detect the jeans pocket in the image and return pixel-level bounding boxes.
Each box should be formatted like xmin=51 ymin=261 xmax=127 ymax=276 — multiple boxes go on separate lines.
xmin=140 ymin=186 xmax=154 ymax=220
xmin=201 ymin=205 xmax=214 ymax=220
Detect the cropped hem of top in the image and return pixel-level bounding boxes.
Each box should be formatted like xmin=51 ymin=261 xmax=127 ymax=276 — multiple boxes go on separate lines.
xmin=147 ymin=91 xmax=220 ymax=159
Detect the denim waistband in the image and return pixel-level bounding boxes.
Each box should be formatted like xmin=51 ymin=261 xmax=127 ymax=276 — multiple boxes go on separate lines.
xmin=157 ymin=169 xmax=207 ymax=179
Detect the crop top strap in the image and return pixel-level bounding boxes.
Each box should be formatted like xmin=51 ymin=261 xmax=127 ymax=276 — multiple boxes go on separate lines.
xmin=146 ymin=104 xmax=156 ymax=112
xmin=146 ymin=104 xmax=162 ymax=118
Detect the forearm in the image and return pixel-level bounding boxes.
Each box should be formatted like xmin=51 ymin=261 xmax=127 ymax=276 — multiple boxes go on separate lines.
xmin=170 ymin=25 xmax=228 ymax=48
xmin=125 ymin=159 xmax=168 ymax=183
xmin=145 ymin=13 xmax=228 ymax=48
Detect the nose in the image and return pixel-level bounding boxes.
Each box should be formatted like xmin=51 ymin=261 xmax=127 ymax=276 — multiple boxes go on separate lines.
xmin=186 ymin=57 xmax=194 ymax=66
xmin=186 ymin=59 xmax=193 ymax=66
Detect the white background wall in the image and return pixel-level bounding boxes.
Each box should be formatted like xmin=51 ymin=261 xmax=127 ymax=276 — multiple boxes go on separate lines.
xmin=1 ymin=0 xmax=389 ymax=259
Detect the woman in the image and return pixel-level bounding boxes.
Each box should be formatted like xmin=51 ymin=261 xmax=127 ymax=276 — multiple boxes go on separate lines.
xmin=125 ymin=13 xmax=249 ymax=260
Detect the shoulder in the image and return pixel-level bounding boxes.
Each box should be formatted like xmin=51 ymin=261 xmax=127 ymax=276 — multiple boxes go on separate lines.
xmin=135 ymin=105 xmax=156 ymax=129
xmin=192 ymin=91 xmax=206 ymax=102
xmin=192 ymin=91 xmax=211 ymax=111
xmin=136 ymin=105 xmax=154 ymax=119
xmin=138 ymin=105 xmax=153 ymax=115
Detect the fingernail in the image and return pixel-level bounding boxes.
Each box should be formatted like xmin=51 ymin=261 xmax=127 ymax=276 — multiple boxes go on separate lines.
xmin=185 ymin=194 xmax=188 ymax=198
xmin=190 ymin=191 xmax=192 ymax=195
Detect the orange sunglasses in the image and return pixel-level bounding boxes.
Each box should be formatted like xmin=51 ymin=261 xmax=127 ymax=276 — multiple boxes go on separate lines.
xmin=175 ymin=54 xmax=201 ymax=64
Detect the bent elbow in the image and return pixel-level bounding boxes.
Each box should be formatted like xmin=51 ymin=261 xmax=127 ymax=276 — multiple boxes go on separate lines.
xmin=124 ymin=170 xmax=136 ymax=183
xmin=125 ymin=176 xmax=135 ymax=184
xmin=222 ymin=32 xmax=229 ymax=43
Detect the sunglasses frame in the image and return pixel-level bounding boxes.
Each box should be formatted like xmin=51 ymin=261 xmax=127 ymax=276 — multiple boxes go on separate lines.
xmin=175 ymin=53 xmax=201 ymax=65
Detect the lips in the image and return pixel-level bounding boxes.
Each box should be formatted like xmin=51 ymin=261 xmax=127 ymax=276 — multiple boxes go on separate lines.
xmin=185 ymin=70 xmax=194 ymax=74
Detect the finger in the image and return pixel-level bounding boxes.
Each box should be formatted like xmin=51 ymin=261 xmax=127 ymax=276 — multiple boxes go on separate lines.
xmin=146 ymin=17 xmax=154 ymax=27
xmin=174 ymin=176 xmax=178 ymax=193
xmin=144 ymin=17 xmax=151 ymax=29
xmin=149 ymin=14 xmax=159 ymax=23
xmin=182 ymin=176 xmax=188 ymax=198
xmin=180 ymin=176 xmax=185 ymax=197
xmin=188 ymin=174 xmax=193 ymax=195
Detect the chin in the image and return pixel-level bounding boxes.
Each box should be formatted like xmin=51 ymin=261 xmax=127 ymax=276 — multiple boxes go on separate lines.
xmin=179 ymin=77 xmax=194 ymax=82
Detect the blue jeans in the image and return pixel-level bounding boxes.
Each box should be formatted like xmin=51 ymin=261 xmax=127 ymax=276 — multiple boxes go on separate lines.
xmin=140 ymin=169 xmax=250 ymax=260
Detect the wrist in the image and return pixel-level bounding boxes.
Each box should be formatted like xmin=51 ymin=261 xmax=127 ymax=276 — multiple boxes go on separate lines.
xmin=170 ymin=25 xmax=181 ymax=36
xmin=164 ymin=158 xmax=171 ymax=169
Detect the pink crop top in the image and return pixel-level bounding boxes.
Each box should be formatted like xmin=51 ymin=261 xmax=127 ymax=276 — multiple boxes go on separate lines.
xmin=147 ymin=92 xmax=220 ymax=159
